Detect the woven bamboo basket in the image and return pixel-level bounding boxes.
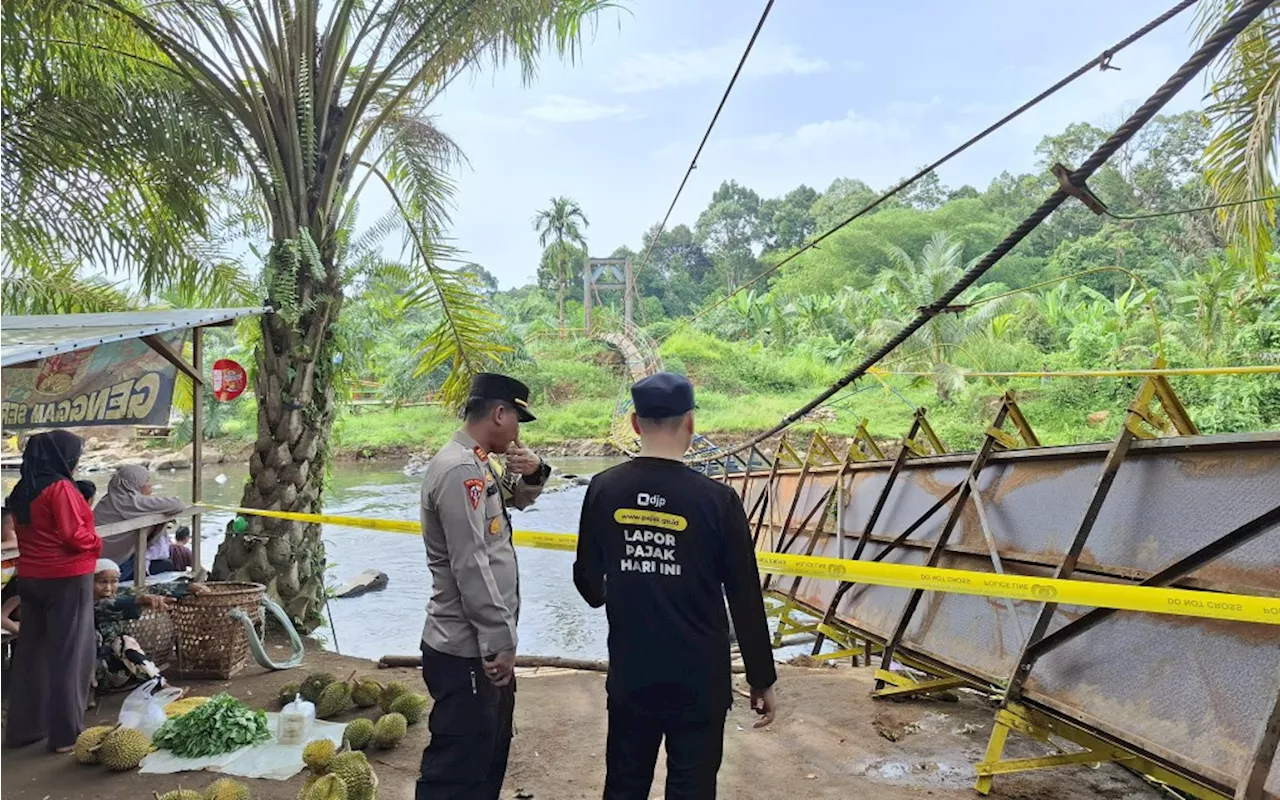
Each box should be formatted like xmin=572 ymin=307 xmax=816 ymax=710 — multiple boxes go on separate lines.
xmin=172 ymin=581 xmax=265 ymax=679
xmin=124 ymin=608 xmax=175 ymax=668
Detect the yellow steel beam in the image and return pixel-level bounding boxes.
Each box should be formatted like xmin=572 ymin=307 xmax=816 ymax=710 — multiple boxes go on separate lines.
xmin=976 ymin=702 xmax=1230 ymax=799
xmin=873 ymin=669 xmax=966 ymax=699
xmin=976 ymin=748 xmax=1134 ymax=776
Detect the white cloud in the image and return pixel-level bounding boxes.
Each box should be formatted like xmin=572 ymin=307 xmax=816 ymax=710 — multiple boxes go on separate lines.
xmin=609 ymin=41 xmax=827 ymax=94
xmin=723 ymin=111 xmax=900 ymax=155
xmin=886 ymin=96 xmax=942 ymax=119
xmin=522 ymin=94 xmax=637 ymax=123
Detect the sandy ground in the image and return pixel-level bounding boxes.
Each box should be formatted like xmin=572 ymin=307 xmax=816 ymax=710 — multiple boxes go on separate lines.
xmin=1 ymin=645 xmax=1160 ymax=800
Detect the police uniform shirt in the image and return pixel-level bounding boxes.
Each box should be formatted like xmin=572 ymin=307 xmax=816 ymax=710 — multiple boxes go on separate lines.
xmin=573 ymin=457 xmax=778 ymax=720
xmin=420 ymin=431 xmax=543 ymax=659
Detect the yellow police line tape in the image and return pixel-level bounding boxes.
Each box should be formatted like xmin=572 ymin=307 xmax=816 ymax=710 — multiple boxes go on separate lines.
xmin=206 ymin=505 xmax=1280 ymax=626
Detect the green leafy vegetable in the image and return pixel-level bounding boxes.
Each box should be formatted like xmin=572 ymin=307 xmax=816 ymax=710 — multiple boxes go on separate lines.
xmin=152 ymin=693 xmax=271 ymax=758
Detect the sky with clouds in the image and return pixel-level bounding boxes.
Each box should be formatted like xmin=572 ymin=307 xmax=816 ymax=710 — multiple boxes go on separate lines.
xmin=368 ymin=0 xmax=1213 ymax=289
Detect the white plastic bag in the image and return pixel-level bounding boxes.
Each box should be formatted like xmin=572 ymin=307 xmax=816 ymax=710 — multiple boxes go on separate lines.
xmin=276 ymin=694 xmax=315 ymax=745
xmin=119 ymin=678 xmax=183 ymax=737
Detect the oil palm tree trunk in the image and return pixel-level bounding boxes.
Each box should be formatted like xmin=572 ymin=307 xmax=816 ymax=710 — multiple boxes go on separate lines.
xmin=212 ymin=242 xmax=342 ymax=629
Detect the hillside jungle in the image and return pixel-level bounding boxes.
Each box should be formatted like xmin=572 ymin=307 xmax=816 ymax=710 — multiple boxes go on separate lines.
xmin=9 ymin=114 xmax=1280 ymax=458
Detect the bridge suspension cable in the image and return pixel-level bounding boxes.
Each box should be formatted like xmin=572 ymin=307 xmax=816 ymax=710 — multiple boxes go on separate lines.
xmin=663 ymin=0 xmax=1200 ymax=341
xmin=684 ymin=0 xmax=1276 ymax=465
xmin=630 ymin=0 xmax=777 ymax=283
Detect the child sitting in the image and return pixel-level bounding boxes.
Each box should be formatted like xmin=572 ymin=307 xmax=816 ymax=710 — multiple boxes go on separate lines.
xmin=76 ymin=480 xmax=97 ymax=505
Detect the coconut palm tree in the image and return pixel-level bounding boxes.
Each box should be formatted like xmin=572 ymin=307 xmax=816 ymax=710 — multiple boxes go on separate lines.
xmin=870 ymin=233 xmax=1011 ymax=403
xmin=1195 ymin=1 xmax=1279 ymax=281
xmin=533 ymin=196 xmax=589 ymax=335
xmin=7 ymin=0 xmax=610 ymax=630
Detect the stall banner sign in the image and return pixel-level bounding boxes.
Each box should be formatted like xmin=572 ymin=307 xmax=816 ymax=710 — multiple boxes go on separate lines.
xmin=1 ymin=332 xmax=185 ymax=430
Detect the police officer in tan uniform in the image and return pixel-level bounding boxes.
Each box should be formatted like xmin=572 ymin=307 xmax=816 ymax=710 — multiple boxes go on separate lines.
xmin=417 ymin=373 xmax=551 ymax=800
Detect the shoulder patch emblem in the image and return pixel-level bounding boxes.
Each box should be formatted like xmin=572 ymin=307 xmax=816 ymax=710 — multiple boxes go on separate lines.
xmin=463 ymin=478 xmax=485 ymax=510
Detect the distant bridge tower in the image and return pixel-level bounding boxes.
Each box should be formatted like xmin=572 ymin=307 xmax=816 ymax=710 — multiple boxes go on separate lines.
xmin=583 ymin=257 xmax=635 ymax=335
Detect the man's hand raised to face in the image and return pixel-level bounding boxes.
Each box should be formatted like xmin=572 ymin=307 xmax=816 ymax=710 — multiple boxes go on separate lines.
xmin=504 ymin=438 xmax=541 ymax=477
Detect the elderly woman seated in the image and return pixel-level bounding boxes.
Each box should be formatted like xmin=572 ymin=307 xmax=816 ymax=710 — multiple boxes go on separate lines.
xmin=95 ymin=466 xmax=187 ymax=581
xmin=91 ymin=558 xmax=206 ymax=695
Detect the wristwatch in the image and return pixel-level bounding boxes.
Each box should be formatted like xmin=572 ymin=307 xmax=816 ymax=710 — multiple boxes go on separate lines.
xmin=522 ymin=459 xmax=552 ymax=486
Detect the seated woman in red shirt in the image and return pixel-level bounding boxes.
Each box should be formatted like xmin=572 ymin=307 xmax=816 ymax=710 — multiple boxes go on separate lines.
xmin=2 ymin=431 xmax=101 ymax=753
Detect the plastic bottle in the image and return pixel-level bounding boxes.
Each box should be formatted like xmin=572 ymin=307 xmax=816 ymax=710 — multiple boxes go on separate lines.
xmin=277 ymin=694 xmax=315 ymax=745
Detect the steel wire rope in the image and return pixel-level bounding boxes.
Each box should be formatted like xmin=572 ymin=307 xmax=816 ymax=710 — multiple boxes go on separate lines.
xmin=684 ymin=0 xmax=1276 ymax=465
xmin=629 ymin=0 xmax=777 ymax=290
xmin=1104 ymin=193 xmax=1280 ymax=220
xmin=661 ymin=0 xmax=1200 ymax=342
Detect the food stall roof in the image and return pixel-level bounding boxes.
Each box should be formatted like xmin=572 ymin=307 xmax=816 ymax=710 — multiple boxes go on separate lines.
xmin=0 ymin=307 xmax=270 ymax=367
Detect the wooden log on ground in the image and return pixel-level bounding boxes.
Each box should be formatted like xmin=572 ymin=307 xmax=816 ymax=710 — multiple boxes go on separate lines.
xmin=732 ymin=633 xmax=816 ymax=654
xmin=378 ymin=654 xmax=746 ymax=673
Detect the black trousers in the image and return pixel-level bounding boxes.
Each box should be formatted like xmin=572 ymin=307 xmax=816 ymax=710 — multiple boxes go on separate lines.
xmin=416 ymin=643 xmax=515 ymax=800
xmin=604 ymin=706 xmax=727 ymax=800
xmin=3 ymin=574 xmax=95 ymax=751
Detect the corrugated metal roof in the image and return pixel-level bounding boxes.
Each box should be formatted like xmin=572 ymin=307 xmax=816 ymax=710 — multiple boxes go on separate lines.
xmin=0 ymin=307 xmax=270 ymax=367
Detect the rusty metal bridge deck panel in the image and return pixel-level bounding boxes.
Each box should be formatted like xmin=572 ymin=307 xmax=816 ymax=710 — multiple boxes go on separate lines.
xmin=730 ymin=432 xmax=1280 ymax=795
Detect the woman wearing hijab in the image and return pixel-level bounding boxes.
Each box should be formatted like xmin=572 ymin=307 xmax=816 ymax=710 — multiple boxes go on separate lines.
xmin=2 ymin=430 xmax=101 ymax=753
xmin=90 ymin=558 xmax=204 ymax=695
xmin=94 ymin=465 xmax=186 ymax=581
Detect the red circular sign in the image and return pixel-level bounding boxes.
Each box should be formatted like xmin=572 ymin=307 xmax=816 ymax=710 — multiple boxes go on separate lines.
xmin=211 ymin=359 xmax=247 ymax=402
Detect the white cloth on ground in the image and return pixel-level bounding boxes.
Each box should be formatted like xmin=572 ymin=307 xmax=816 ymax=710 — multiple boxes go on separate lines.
xmin=138 ymin=713 xmax=345 ymax=780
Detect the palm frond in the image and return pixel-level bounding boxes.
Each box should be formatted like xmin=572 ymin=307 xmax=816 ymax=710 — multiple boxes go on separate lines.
xmin=1196 ymin=1 xmax=1280 ymax=282
xmin=0 ymin=262 xmax=136 ymax=314
xmin=2 ymin=0 xmax=242 ymax=286
xmin=406 ymin=264 xmax=511 ymax=407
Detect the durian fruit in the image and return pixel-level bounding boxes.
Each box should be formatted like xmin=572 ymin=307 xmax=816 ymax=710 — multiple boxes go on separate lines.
xmin=302 ymin=738 xmax=337 ymax=773
xmin=372 ymin=713 xmax=407 ymax=750
xmin=204 ymin=778 xmax=250 ymax=800
xmin=278 ymin=682 xmax=302 ymax=707
xmin=388 ymin=692 xmax=429 ymax=724
xmin=343 ymin=718 xmax=375 ymax=751
xmin=378 ymin=681 xmax=411 ymax=712
xmin=100 ymin=726 xmax=151 ymax=771
xmin=157 ymin=790 xmax=204 ymax=800
xmin=316 ymin=682 xmax=353 ymax=719
xmin=349 ymin=678 xmax=381 ymax=708
xmin=296 ymin=775 xmax=319 ymax=800
xmin=74 ymin=725 xmax=116 ymax=765
xmin=300 ymin=673 xmax=336 ymax=703
xmin=301 ymin=774 xmax=347 ymax=800
xmin=329 ymin=751 xmax=377 ymax=800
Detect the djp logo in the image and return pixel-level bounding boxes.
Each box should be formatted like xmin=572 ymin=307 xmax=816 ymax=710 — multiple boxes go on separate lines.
xmin=637 ymin=493 xmax=667 ymax=508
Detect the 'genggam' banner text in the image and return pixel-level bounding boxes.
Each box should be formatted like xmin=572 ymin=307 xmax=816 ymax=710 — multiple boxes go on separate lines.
xmin=1 ymin=333 xmax=185 ymax=430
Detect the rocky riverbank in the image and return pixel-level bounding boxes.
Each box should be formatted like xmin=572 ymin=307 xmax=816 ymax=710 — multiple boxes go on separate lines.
xmin=4 ymin=426 xmax=891 ymax=478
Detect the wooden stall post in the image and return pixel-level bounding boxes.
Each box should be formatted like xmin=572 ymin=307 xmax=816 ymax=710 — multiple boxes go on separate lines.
xmin=191 ymin=326 xmax=204 ymax=578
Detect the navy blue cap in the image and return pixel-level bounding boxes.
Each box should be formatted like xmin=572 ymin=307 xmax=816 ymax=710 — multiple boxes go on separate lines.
xmin=468 ymin=373 xmax=536 ymax=422
xmin=631 ymin=372 xmax=696 ymax=419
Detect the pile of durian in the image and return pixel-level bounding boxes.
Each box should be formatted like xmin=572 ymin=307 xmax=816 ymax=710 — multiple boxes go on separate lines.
xmin=298 ymin=740 xmax=379 ymax=800
xmin=149 ymin=778 xmax=251 ymax=800
xmin=74 ymin=725 xmax=254 ymax=799
xmin=73 ymin=724 xmax=153 ymax=771
xmin=278 ymin=671 xmax=429 ymax=751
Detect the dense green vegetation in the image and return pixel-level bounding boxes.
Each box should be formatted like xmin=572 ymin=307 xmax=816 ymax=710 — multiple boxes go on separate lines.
xmin=183 ymin=112 xmax=1279 ymax=457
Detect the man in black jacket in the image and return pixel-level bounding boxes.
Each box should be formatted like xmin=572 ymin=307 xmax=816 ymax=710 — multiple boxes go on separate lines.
xmin=574 ymin=372 xmax=777 ymax=800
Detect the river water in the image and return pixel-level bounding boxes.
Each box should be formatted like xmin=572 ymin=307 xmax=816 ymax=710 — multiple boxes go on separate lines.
xmin=158 ymin=457 xmax=622 ymax=662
